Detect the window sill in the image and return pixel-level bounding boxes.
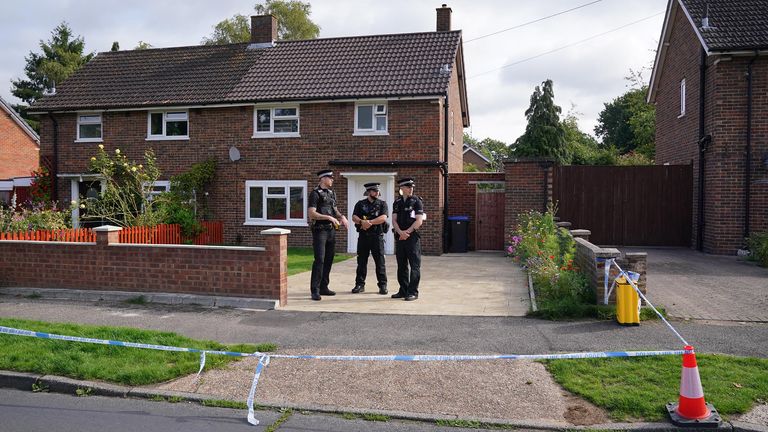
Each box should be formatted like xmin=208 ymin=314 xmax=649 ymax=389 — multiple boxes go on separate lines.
xmin=75 ymin=139 xmax=104 ymax=143
xmin=353 ymin=131 xmax=389 ymax=136
xmin=251 ymin=133 xmax=301 ymax=139
xmin=244 ymin=220 xmax=308 ymax=227
xmin=146 ymin=136 xmax=190 ymax=141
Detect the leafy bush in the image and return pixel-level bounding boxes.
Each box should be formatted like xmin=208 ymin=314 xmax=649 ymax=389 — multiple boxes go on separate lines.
xmin=81 ymin=146 xmax=164 ymax=227
xmin=511 ymin=204 xmax=591 ymax=318
xmin=29 ymin=166 xmax=53 ymax=205
xmin=0 ymin=199 xmax=70 ymax=233
xmin=747 ymin=232 xmax=768 ymax=267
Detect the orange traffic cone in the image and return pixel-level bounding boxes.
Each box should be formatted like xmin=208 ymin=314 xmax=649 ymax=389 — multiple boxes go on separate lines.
xmin=667 ymin=345 xmax=721 ymax=427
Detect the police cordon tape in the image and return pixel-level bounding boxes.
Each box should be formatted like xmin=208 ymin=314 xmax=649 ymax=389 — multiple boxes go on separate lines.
xmin=0 ymin=324 xmax=690 ymax=426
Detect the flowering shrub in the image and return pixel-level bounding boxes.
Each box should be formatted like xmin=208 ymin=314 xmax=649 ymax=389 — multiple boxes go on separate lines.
xmin=0 ymin=196 xmax=70 ymax=232
xmin=510 ymin=203 xmax=592 ymax=318
xmin=80 ymin=146 xmax=164 ymax=227
xmin=29 ymin=166 xmax=53 ymax=205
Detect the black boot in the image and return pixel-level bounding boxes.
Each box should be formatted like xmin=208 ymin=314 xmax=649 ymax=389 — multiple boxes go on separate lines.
xmin=378 ymin=285 xmax=388 ymax=295
xmin=352 ymin=284 xmax=365 ymax=294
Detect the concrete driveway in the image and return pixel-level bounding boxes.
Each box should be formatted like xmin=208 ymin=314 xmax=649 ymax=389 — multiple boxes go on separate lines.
xmin=281 ymin=251 xmax=530 ymax=316
xmin=634 ymin=247 xmax=768 ymax=322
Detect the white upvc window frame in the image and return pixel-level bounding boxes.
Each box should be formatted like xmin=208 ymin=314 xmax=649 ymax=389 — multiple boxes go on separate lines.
xmin=244 ymin=180 xmax=308 ymax=227
xmin=679 ymin=79 xmax=686 ymax=117
xmin=145 ymin=180 xmax=170 ymax=201
xmin=147 ymin=110 xmax=190 ymax=140
xmin=252 ymin=105 xmax=300 ymax=138
xmin=76 ymin=113 xmax=103 ymax=142
xmin=354 ymin=101 xmax=388 ymax=135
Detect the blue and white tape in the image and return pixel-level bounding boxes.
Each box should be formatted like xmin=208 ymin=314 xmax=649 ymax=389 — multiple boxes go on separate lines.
xmin=0 ymin=324 xmax=691 ymax=427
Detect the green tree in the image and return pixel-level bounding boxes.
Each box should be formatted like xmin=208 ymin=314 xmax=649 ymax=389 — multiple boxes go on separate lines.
xmin=12 ymin=22 xmax=93 ymax=106
xmin=594 ymin=86 xmax=655 ymax=159
xmin=561 ymin=109 xmax=616 ymax=165
xmin=134 ymin=41 xmax=153 ymax=50
xmin=513 ymin=79 xmax=567 ymax=163
xmin=110 ymin=41 xmax=120 ymax=51
xmin=11 ymin=22 xmax=93 ymax=131
xmin=202 ymin=0 xmax=320 ymax=45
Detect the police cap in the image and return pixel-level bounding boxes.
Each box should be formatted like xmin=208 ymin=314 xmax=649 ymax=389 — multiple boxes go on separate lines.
xmin=316 ymin=170 xmax=334 ymax=179
xmin=397 ymin=178 xmax=415 ymax=187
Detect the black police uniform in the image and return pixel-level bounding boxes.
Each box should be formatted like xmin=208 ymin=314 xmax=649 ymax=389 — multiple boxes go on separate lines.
xmin=392 ymin=193 xmax=424 ymax=299
xmin=352 ymin=195 xmax=388 ymax=294
xmin=308 ymin=185 xmax=339 ymax=299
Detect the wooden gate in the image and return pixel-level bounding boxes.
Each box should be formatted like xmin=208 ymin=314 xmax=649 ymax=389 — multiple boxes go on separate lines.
xmin=553 ymin=165 xmax=693 ymax=246
xmin=476 ymin=190 xmax=505 ymax=250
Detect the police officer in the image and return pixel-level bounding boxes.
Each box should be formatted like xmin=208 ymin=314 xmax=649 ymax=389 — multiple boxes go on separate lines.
xmin=307 ymin=170 xmax=349 ymax=301
xmin=351 ymin=182 xmax=388 ymax=295
xmin=391 ymin=178 xmax=424 ymax=301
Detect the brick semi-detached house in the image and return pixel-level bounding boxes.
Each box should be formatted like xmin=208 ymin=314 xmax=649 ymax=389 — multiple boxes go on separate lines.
xmin=30 ymin=6 xmax=469 ymax=255
xmin=0 ymin=96 xmax=39 ymax=205
xmin=648 ymin=0 xmax=768 ymax=254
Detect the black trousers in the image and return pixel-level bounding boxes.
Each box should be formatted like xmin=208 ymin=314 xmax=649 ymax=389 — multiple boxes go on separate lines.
xmin=310 ymin=226 xmax=336 ymax=295
xmin=355 ymin=233 xmax=387 ymax=288
xmin=395 ymin=235 xmax=421 ymax=297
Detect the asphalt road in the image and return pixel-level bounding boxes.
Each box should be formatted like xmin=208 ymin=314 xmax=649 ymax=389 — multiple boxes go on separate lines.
xmin=0 ymin=298 xmax=766 ymax=357
xmin=0 ymin=389 xmax=505 ymax=432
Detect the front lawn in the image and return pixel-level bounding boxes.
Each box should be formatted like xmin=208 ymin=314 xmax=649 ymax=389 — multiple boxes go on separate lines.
xmin=0 ymin=318 xmax=275 ymax=386
xmin=547 ymin=354 xmax=768 ymax=421
xmin=287 ymin=246 xmax=353 ymax=276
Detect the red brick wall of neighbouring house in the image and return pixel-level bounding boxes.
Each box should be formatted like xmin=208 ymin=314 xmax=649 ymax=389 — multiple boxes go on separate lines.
xmin=0 ymin=231 xmax=288 ymax=305
xmin=653 ymin=7 xmax=768 ymax=253
xmin=0 ymin=108 xmax=39 ymax=179
xmin=38 ymin=99 xmax=451 ymax=255
xmin=503 ymin=160 xmax=553 ymax=243
xmin=448 ymin=172 xmax=504 ymax=250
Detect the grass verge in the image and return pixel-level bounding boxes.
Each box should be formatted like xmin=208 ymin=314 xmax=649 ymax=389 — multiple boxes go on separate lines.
xmin=529 ymin=302 xmax=666 ymax=321
xmin=546 ymin=354 xmax=768 ymax=421
xmin=0 ymin=317 xmax=275 ymax=386
xmin=287 ymin=246 xmax=353 ymax=276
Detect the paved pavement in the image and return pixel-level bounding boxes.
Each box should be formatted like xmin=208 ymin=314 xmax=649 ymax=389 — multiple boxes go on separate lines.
xmin=282 ymin=252 xmax=530 ymax=316
xmin=627 ymin=248 xmax=768 ymax=322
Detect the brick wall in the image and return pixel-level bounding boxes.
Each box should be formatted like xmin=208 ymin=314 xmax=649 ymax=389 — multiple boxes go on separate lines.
xmin=38 ymin=97 xmax=453 ymax=255
xmin=654 ymin=6 xmax=768 ymax=253
xmin=448 ymin=172 xmax=504 ymax=250
xmin=572 ymin=231 xmax=647 ymax=305
xmin=0 ymin=227 xmax=289 ymax=305
xmin=0 ymin=109 xmax=39 ymax=179
xmin=503 ymin=159 xmax=553 ymax=243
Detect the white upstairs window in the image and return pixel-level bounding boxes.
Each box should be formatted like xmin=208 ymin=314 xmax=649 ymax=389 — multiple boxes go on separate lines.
xmin=147 ymin=111 xmax=189 ymax=139
xmin=354 ymin=102 xmax=387 ymax=135
xmin=77 ymin=113 xmax=102 ymax=142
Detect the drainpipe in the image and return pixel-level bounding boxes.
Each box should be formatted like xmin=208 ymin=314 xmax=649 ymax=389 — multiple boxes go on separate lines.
xmin=49 ymin=113 xmax=59 ymax=202
xmin=696 ymin=48 xmax=709 ymax=251
xmin=744 ymin=52 xmax=758 ymax=243
xmin=443 ymin=93 xmax=450 ymax=253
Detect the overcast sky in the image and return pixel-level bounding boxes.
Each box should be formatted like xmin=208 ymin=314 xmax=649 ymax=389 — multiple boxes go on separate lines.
xmin=0 ymin=0 xmax=667 ymax=144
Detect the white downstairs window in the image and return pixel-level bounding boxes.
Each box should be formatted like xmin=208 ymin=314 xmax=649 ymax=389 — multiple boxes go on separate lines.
xmin=245 ymin=180 xmax=307 ymax=226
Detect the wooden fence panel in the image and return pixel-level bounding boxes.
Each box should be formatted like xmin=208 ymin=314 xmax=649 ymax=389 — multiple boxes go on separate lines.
xmin=553 ymin=165 xmax=692 ymax=246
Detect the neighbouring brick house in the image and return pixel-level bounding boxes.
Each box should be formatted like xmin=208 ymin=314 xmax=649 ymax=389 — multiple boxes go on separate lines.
xmin=0 ymin=96 xmax=39 ymax=205
xmin=648 ymin=0 xmax=768 ymax=254
xmin=30 ymin=6 xmax=469 ymax=255
xmin=462 ymin=144 xmax=492 ymax=171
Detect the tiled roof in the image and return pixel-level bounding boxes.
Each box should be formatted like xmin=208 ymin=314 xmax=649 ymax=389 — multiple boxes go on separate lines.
xmin=681 ymin=0 xmax=768 ymax=51
xmin=32 ymin=31 xmax=462 ymax=111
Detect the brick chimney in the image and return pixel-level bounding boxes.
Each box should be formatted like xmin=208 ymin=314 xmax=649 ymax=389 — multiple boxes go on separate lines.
xmin=251 ymin=15 xmax=278 ymax=44
xmin=436 ymin=4 xmax=452 ymax=32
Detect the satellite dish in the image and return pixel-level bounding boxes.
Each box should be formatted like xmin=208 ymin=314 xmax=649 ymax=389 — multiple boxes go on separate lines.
xmin=229 ymin=146 xmax=241 ymax=162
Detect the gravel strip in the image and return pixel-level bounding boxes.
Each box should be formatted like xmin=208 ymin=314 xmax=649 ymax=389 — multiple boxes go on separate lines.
xmin=151 ymin=348 xmax=608 ymax=425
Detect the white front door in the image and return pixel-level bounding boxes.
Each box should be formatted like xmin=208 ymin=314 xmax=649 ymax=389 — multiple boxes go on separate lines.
xmin=343 ymin=173 xmax=396 ymax=255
